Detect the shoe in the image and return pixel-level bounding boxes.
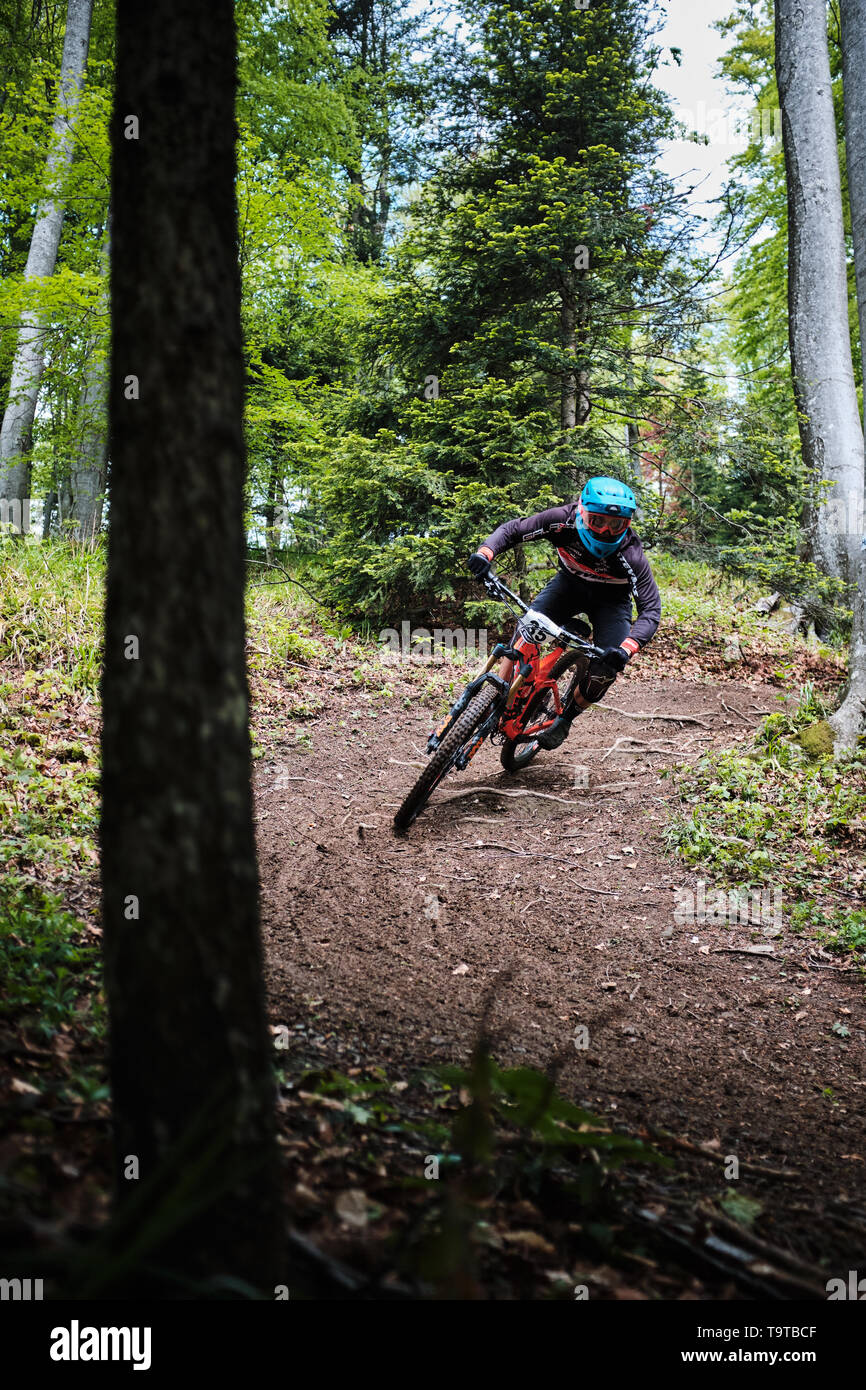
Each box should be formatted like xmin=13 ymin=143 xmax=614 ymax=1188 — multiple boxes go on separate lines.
xmin=537 ymin=714 xmax=573 ymax=750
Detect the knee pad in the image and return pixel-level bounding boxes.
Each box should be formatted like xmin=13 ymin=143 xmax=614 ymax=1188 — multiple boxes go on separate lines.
xmin=578 ymin=659 xmax=618 ymax=705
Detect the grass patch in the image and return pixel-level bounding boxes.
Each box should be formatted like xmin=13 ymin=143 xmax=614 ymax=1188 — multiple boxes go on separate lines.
xmin=0 ymin=878 xmax=102 ymax=1037
xmin=665 ymin=684 xmax=866 ymax=961
xmin=0 ymin=540 xmax=104 ymax=693
xmin=0 ymin=667 xmax=102 ymax=1039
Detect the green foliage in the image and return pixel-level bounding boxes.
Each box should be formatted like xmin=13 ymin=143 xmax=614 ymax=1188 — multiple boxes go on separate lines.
xmin=244 ymin=580 xmax=327 ymax=670
xmin=236 ymin=0 xmax=353 ymax=169
xmin=0 ymin=877 xmax=101 ymax=1036
xmin=0 ymin=541 xmax=104 ymax=689
xmin=399 ymin=1032 xmax=664 ymax=1293
xmin=650 ymin=553 xmax=763 ymax=630
xmin=1 ymin=0 xmax=860 ymax=640
xmin=0 ymin=643 xmax=101 ymax=1038
xmin=436 ymin=1053 xmax=657 ymax=1168
xmin=666 ymin=691 xmax=866 ymax=960
xmin=289 ymin=0 xmax=711 ymax=617
xmin=0 ymin=11 xmax=112 ymax=513
xmin=328 ymin=0 xmax=443 ymax=265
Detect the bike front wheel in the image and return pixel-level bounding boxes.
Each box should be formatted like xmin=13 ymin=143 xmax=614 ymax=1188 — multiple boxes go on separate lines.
xmin=393 ymin=686 xmax=499 ymax=832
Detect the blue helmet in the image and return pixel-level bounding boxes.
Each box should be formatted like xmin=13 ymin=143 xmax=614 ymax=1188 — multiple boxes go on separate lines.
xmin=577 ymin=476 xmax=637 ymax=558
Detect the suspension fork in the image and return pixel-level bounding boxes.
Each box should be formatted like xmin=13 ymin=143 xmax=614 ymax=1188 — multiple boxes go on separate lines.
xmin=495 ymin=636 xmax=540 ymax=706
xmin=427 ymin=643 xmax=533 ymax=753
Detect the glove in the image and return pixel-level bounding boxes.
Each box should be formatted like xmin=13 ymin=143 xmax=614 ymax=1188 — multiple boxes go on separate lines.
xmin=468 ymin=550 xmax=493 ymax=579
xmin=598 ymin=645 xmax=631 ymax=673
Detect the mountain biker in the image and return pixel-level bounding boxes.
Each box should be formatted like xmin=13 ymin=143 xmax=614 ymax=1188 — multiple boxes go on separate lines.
xmin=467 ymin=477 xmax=661 ymax=749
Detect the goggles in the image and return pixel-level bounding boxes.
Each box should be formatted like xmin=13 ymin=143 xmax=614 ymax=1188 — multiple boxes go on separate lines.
xmin=580 ymin=504 xmax=631 ymax=538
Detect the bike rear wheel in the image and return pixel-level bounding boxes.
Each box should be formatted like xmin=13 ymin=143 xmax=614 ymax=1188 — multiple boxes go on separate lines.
xmin=393 ymin=686 xmax=499 ymax=832
xmin=500 ymin=649 xmax=589 ymax=773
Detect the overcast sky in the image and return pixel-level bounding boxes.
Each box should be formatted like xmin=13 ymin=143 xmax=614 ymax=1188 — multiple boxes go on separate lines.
xmin=652 ymin=0 xmax=753 ymax=226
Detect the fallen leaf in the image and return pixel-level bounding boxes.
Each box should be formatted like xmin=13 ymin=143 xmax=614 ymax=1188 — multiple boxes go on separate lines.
xmin=502 ymin=1230 xmax=556 ymax=1256
xmin=720 ymin=1190 xmax=763 ymax=1228
xmin=334 ymin=1189 xmax=369 ymax=1228
xmin=11 ymin=1079 xmax=40 ymax=1096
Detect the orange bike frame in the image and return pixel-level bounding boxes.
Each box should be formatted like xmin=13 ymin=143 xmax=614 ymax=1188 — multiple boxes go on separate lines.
xmin=499 ymin=642 xmax=569 ymax=742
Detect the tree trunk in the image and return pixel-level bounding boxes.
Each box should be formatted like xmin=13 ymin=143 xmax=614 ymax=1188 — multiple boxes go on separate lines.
xmin=559 ymin=292 xmax=577 ymax=432
xmin=0 ymin=0 xmax=94 ymax=520
xmin=560 ymin=272 xmax=591 ymax=436
xmin=62 ymin=344 xmax=108 ymax=543
xmin=263 ymin=450 xmax=279 ymax=564
xmin=42 ymin=490 xmax=57 ymax=538
xmin=101 ymin=0 xmax=281 ymax=1293
xmin=61 ymin=231 xmax=109 ymax=543
xmin=834 ymin=0 xmax=866 ymax=746
xmin=776 ymin=0 xmax=863 ymax=582
xmin=829 ymin=540 xmax=866 ymax=749
xmin=576 ymin=277 xmax=591 ymax=426
xmin=842 ymin=0 xmax=866 ymax=440
xmin=624 ymin=343 xmax=642 ymax=497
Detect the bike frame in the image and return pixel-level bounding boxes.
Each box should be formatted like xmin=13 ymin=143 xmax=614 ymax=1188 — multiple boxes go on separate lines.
xmin=499 ymin=641 xmax=576 ymax=742
xmin=426 ymin=574 xmax=606 ymax=760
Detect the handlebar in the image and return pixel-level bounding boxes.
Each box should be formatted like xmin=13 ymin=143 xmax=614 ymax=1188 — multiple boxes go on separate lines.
xmin=481 ymin=572 xmax=606 ymax=658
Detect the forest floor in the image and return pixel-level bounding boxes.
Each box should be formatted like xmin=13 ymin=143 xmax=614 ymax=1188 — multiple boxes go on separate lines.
xmin=254 ymin=634 xmax=866 ymax=1299
xmin=2 ymin=551 xmax=865 ymax=1299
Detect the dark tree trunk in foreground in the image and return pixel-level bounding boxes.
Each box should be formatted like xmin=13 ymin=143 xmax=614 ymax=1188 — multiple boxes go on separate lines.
xmin=101 ymin=0 xmax=281 ymax=1291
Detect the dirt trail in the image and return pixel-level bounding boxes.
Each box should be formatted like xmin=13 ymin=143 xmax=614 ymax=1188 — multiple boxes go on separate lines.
xmin=257 ymin=671 xmax=866 ymax=1276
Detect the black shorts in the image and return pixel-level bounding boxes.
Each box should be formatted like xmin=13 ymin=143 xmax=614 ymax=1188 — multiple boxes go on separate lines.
xmin=530 ymin=568 xmax=632 ymax=648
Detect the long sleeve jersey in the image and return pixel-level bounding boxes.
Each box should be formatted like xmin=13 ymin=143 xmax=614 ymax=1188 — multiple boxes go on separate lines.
xmin=480 ymin=502 xmax=662 ymax=649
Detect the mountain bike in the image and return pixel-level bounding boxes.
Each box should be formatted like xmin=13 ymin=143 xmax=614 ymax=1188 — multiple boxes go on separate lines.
xmin=392 ymin=572 xmax=606 ymax=831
